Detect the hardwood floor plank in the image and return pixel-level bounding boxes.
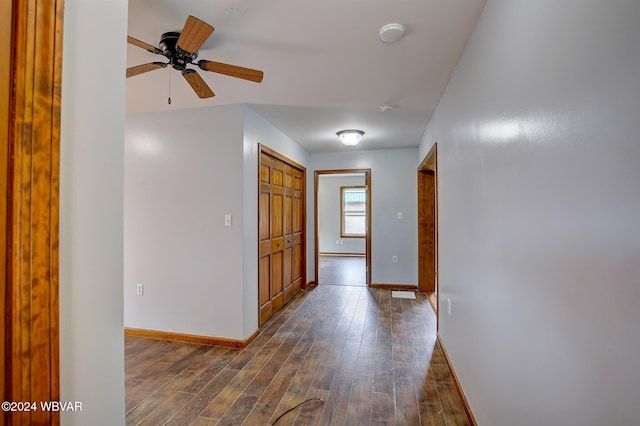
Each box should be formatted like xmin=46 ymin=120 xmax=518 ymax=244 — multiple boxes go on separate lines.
xmin=199 ymin=349 xmax=275 ymax=419
xmin=124 ymin=286 xmax=471 ymax=426
xmin=166 ymin=369 xmax=238 ymax=425
xmin=309 ymin=329 xmax=347 ymax=392
xmin=226 ymin=348 xmax=259 ymax=371
xmin=435 ymin=381 xmax=471 ymax=426
xmin=370 ymin=392 xmax=395 ymax=426
xmin=271 ymin=341 xmax=327 ymax=426
xmin=373 ymin=352 xmax=394 ymax=394
xmin=215 ymin=393 xmax=259 ymax=426
xmin=242 ymin=374 xmax=293 ymax=425
xmin=126 ymin=354 xmax=219 ymax=424
xmin=431 ymin=340 xmax=447 ymax=365
xmin=278 ymin=329 xmax=315 ymax=378
xmin=318 ymin=374 xmax=353 ymax=426
xmin=126 ymin=361 xmax=175 ymax=412
xmin=318 ymin=255 xmax=366 ymax=286
xmin=395 ymin=379 xmax=421 ymax=426
xmin=180 ymin=354 xmax=237 ymax=394
xmin=336 ymin=287 xmax=359 ymax=329
xmin=125 ymin=339 xmax=182 ymax=378
xmin=415 ymin=380 xmax=447 ymax=426
xmin=125 ymin=335 xmax=153 ymax=358
xmin=138 ymin=392 xmax=193 ymax=426
xmin=292 ymin=388 xmax=328 ymax=426
xmin=344 ymin=375 xmax=374 ymax=426
xmin=244 ymin=338 xmax=297 ymax=396
xmin=189 ymin=417 xmax=220 ymax=425
xmin=427 ymin=364 xmax=454 ymax=383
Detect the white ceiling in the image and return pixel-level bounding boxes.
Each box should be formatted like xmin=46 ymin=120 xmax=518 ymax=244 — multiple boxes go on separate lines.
xmin=126 ymin=0 xmax=485 ymax=153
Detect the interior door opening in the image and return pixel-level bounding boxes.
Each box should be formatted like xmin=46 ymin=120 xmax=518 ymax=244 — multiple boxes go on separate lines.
xmin=418 ymin=143 xmax=438 ymax=321
xmin=314 ymin=169 xmax=371 ymax=287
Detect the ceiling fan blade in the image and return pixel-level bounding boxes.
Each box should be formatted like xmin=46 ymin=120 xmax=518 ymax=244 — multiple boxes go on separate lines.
xmin=182 ymin=69 xmax=215 ymax=98
xmin=197 ymin=60 xmax=264 ymax=83
xmin=176 ymin=15 xmax=214 ymax=54
xmin=126 ymin=62 xmax=167 ymax=78
xmin=127 ymin=36 xmax=161 ymax=54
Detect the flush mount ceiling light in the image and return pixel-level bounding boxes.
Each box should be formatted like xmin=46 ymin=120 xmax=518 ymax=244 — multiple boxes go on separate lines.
xmin=379 ymin=23 xmax=405 ymax=43
xmin=337 ymin=129 xmax=364 ymax=146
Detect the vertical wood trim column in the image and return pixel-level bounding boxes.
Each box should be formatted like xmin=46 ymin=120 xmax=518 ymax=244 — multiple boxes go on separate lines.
xmin=3 ymin=0 xmax=64 ymax=424
xmin=365 ymin=170 xmax=372 ymax=286
xmin=418 ymin=143 xmax=438 ymax=294
xmin=1 ymin=0 xmax=13 ymax=412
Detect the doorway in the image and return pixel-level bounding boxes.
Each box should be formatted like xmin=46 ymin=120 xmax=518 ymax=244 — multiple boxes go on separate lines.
xmin=314 ymin=169 xmax=371 ymax=286
xmin=418 ymin=143 xmax=438 ymax=317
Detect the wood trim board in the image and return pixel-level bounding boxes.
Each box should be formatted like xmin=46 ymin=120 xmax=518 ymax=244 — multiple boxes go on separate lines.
xmin=1 ymin=0 xmax=12 ymax=410
xmin=319 ymin=252 xmax=366 ymax=256
xmin=125 ymin=328 xmax=261 ymax=349
xmin=3 ymin=1 xmax=64 ymax=424
xmin=339 ymin=185 xmax=367 ymax=238
xmin=418 ymin=142 xmax=439 ymax=330
xmin=437 ymin=335 xmax=478 ymax=426
xmin=314 ymin=169 xmax=372 ymax=286
xmin=370 ymin=283 xmax=418 ymax=291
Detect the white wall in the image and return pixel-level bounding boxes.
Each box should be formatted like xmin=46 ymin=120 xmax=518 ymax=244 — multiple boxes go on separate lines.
xmin=125 ymin=105 xmax=306 ymax=341
xmin=419 ymin=1 xmax=640 ymax=425
xmin=242 ymin=106 xmax=309 ymax=337
xmin=59 ymin=0 xmax=127 ymax=424
xmin=125 ymin=105 xmax=246 ymax=339
xmin=308 ymin=149 xmax=418 ymax=285
xmin=318 ymin=175 xmax=366 ymax=254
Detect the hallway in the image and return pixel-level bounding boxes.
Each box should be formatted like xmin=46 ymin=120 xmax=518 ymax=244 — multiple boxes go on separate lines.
xmin=125 ymin=285 xmax=469 ymax=425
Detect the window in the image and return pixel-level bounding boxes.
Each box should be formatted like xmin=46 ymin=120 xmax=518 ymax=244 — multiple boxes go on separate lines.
xmin=341 ymin=186 xmax=366 ymax=237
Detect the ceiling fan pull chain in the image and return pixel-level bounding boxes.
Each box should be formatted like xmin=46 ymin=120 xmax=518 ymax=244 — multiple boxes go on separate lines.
xmin=168 ymin=67 xmax=172 ymax=105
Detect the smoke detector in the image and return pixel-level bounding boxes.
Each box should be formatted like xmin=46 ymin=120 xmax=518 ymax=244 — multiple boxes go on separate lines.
xmin=380 ymin=104 xmax=393 ymax=112
xmin=379 ymin=23 xmax=405 ymax=43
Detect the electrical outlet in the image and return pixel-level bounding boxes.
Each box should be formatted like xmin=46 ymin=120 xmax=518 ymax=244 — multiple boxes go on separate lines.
xmin=392 ymin=256 xmax=398 ymax=263
xmin=136 ymin=283 xmax=143 ymax=295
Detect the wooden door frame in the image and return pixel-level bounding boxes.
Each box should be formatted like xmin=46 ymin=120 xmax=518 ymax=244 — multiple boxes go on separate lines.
xmin=314 ymin=169 xmax=372 ymax=286
xmin=2 ymin=0 xmax=64 ymax=424
xmin=257 ymin=144 xmax=307 ymax=326
xmin=418 ymin=143 xmax=438 ymax=322
xmin=1 ymin=0 xmax=10 ymax=411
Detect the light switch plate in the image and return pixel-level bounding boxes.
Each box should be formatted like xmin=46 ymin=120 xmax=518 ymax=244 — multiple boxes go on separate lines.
xmin=224 ymin=214 xmax=232 ymax=227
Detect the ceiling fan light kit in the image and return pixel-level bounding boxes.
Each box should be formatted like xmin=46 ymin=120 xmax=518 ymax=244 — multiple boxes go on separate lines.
xmin=337 ymin=130 xmax=364 ymax=147
xmin=127 ymin=15 xmax=264 ymax=100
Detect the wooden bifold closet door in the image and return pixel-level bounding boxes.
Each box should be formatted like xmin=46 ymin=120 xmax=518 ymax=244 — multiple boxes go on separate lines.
xmin=258 ymin=146 xmax=306 ymax=326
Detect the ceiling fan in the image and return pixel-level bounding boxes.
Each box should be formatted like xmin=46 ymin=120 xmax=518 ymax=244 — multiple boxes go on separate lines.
xmin=127 ymin=15 xmax=264 ymax=99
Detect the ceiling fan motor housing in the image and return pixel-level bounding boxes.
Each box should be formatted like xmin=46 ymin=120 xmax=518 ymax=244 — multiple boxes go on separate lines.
xmin=159 ymin=31 xmax=198 ymax=71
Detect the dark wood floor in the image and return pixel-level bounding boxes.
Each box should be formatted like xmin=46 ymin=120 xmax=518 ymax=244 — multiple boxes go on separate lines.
xmin=125 ymin=285 xmax=469 ymax=425
xmin=318 ymin=255 xmax=366 ymax=286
